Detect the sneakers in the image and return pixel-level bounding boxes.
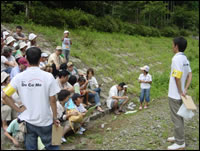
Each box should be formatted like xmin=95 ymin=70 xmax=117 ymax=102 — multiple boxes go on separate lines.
xmin=168 ymin=143 xmax=185 ymax=150
xmin=80 ymin=127 xmax=86 ymax=132
xmin=61 ymin=137 xmax=67 ymax=144
xmin=76 ymin=130 xmax=83 ymax=135
xmin=167 ymin=136 xmax=175 ymax=143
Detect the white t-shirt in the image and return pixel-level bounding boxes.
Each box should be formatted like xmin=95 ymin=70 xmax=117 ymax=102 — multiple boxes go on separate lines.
xmin=106 ymin=85 xmax=119 ymax=109
xmin=1 ymin=56 xmax=8 ymax=71
xmin=75 ymin=103 xmax=87 ymax=113
xmin=9 ymin=67 xmax=61 ymax=126
xmin=56 ymin=101 xmax=65 ymax=119
xmin=62 ymin=38 xmax=71 ymax=50
xmin=168 ymin=52 xmax=192 ymax=100
xmin=88 ymin=76 xmax=99 ymax=90
xmin=39 ymin=61 xmax=47 ymax=69
xmin=74 ymin=83 xmax=80 ymax=94
xmin=7 ymin=55 xmax=16 ymax=62
xmin=138 ymin=73 xmax=152 ymax=89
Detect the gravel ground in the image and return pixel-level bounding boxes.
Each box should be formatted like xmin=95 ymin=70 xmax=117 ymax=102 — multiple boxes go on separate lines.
xmin=60 ymin=98 xmax=199 ymax=150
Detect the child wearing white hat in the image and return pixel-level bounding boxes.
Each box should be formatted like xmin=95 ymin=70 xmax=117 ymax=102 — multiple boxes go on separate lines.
xmin=138 ymin=65 xmax=152 ymax=110
xmin=62 ymin=30 xmax=72 ymax=63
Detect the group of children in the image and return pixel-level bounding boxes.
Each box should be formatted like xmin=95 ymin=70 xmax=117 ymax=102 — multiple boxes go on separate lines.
xmin=1 ymin=25 xmax=152 ymax=148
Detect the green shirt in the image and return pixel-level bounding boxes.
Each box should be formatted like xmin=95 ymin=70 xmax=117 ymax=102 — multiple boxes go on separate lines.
xmin=6 ymin=119 xmax=19 ymax=137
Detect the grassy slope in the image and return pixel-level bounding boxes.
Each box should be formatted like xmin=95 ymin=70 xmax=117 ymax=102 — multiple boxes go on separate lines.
xmin=4 ymin=23 xmax=199 ymax=103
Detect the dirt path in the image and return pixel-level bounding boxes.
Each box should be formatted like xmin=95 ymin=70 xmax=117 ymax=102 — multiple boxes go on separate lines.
xmin=60 ymin=98 xmax=199 ymax=150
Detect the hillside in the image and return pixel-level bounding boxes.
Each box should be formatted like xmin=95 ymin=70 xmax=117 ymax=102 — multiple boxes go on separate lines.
xmin=2 ymin=23 xmax=199 ymax=103
xmin=1 ymin=23 xmax=199 ymax=150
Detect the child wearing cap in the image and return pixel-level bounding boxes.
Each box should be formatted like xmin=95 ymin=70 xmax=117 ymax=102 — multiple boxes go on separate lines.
xmin=39 ymin=52 xmax=49 ymax=70
xmin=138 ymin=65 xmax=152 ymax=110
xmin=67 ymin=62 xmax=79 ymax=79
xmin=62 ymin=30 xmax=72 ymax=63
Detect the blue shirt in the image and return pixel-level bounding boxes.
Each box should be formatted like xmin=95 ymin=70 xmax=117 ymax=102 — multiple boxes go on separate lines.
xmin=64 ymin=98 xmax=76 ymax=110
xmin=10 ymin=66 xmax=20 ymax=79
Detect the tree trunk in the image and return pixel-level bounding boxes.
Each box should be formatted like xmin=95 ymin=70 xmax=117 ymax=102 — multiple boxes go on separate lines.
xmin=25 ymin=2 xmax=28 ymax=18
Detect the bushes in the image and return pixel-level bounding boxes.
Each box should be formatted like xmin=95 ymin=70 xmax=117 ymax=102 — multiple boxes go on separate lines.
xmin=160 ymin=26 xmax=180 ymax=37
xmin=1 ymin=3 xmax=194 ymax=37
xmin=93 ymin=15 xmax=120 ymax=33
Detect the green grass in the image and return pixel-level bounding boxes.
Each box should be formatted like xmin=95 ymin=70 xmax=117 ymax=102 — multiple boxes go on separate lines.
xmin=3 ymin=22 xmax=199 ymax=103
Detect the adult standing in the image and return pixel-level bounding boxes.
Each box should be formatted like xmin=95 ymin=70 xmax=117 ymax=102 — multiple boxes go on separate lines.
xmin=3 ymin=47 xmax=61 ymax=150
xmin=167 ymin=37 xmax=192 ymax=150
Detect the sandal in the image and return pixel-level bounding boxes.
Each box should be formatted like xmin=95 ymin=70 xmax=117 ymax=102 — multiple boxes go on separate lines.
xmin=97 ymin=106 xmax=104 ymax=112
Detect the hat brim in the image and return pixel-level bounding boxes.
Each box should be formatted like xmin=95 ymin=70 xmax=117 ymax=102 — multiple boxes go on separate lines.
xmin=1 ymin=74 xmax=9 ymax=83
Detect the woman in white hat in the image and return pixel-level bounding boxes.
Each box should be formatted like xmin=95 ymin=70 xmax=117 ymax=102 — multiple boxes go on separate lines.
xmin=3 ymin=31 xmax=10 ymax=41
xmin=27 ymin=33 xmax=37 ymax=49
xmin=138 ymin=65 xmax=152 ymax=110
xmin=6 ymin=36 xmax=17 ymax=55
xmin=15 ymin=42 xmax=28 ymax=59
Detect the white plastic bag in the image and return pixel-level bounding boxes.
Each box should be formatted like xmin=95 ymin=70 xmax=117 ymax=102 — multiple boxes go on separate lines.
xmin=177 ymin=104 xmax=194 ymax=120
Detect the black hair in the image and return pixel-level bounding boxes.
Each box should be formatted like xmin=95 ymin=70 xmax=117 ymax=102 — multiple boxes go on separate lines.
xmin=86 ymin=68 xmax=94 ymax=80
xmin=68 ymin=75 xmax=77 ymax=86
xmin=78 ymin=76 xmax=86 ymax=83
xmin=2 ymin=47 xmax=12 ymax=54
xmin=173 ymin=37 xmax=187 ymax=52
xmin=57 ymin=90 xmax=70 ymax=102
xmin=26 ymin=47 xmax=41 ymax=65
xmin=16 ymin=57 xmax=21 ymax=65
xmin=118 ymin=82 xmax=126 ymax=88
xmin=60 ymin=63 xmax=67 ymax=70
xmin=58 ymin=70 xmax=70 ymax=78
xmin=16 ymin=26 xmax=22 ymax=30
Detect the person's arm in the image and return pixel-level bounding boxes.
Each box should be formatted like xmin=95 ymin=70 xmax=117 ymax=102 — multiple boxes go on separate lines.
xmin=175 ymin=78 xmax=183 ymax=96
xmin=4 ymin=131 xmax=19 ymax=146
xmin=49 ymin=95 xmax=60 ymax=127
xmin=182 ymin=72 xmax=192 ymax=96
xmin=80 ymin=80 xmax=89 ymax=90
xmin=144 ymin=81 xmax=152 ymax=84
xmin=2 ymin=94 xmax=26 ymax=113
xmin=112 ymin=96 xmax=128 ymax=100
xmin=4 ymin=61 xmax=15 ymax=67
xmin=70 ymin=39 xmax=72 ymax=45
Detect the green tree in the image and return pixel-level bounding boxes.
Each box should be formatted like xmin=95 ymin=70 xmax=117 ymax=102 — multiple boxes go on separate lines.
xmin=141 ymin=1 xmax=169 ymax=28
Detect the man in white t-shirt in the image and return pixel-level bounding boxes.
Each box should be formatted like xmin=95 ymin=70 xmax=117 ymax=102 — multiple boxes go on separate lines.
xmin=107 ymin=82 xmax=129 ymax=115
xmin=167 ymin=37 xmax=192 ymax=150
xmin=138 ymin=65 xmax=152 ymax=110
xmin=1 ymin=47 xmax=17 ymax=73
xmin=2 ymin=47 xmax=61 ymax=150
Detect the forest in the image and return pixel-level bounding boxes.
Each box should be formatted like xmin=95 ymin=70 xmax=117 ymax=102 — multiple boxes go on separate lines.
xmin=1 ymin=1 xmax=199 ymax=37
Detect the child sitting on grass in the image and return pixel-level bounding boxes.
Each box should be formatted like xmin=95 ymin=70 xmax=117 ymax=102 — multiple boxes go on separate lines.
xmin=57 ymin=90 xmax=80 ymax=143
xmin=72 ymin=93 xmax=88 ymax=135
